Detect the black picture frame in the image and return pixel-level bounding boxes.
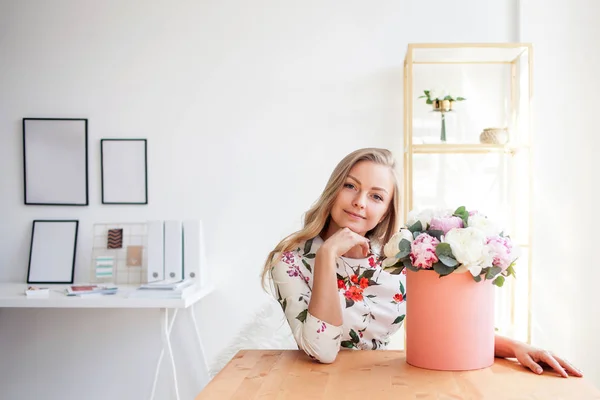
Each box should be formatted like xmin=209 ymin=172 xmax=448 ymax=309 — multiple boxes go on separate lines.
xmin=100 ymin=138 xmax=148 ymax=205
xmin=27 ymin=220 xmax=79 ymax=284
xmin=23 ymin=118 xmax=89 ymax=206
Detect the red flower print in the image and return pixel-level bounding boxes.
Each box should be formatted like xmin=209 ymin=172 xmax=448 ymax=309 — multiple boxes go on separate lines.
xmin=368 ymin=257 xmax=376 ymax=267
xmin=344 ymin=286 xmax=364 ymax=301
xmin=350 ymin=274 xmax=358 ymax=284
xmin=359 ymin=277 xmax=369 ymax=289
xmin=393 ymin=293 xmax=404 ymax=303
xmin=337 ymin=279 xmax=346 ymax=289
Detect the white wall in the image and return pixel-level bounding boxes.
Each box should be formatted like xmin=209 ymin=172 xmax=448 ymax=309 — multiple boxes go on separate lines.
xmin=0 ymin=1 xmax=523 ymax=399
xmin=520 ymin=0 xmax=600 ymax=386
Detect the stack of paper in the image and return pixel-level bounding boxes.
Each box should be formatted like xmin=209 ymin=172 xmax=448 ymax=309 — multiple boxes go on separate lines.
xmin=130 ymin=279 xmax=196 ymax=299
xmin=65 ymin=284 xmax=118 ymax=296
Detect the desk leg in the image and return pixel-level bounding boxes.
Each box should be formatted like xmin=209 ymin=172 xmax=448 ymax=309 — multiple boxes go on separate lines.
xmin=189 ymin=303 xmax=210 ymax=388
xmin=150 ymin=308 xmax=180 ymax=400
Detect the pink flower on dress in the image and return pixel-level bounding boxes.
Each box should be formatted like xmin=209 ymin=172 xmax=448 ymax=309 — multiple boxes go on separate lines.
xmin=286 ymin=266 xmax=299 ymax=277
xmin=317 ymin=321 xmax=327 ymax=333
xmin=429 ymin=216 xmax=464 ymax=234
xmin=281 ymin=251 xmax=295 ymax=264
xmin=486 ymin=236 xmax=513 ymax=270
xmin=409 ymin=233 xmax=440 ymax=269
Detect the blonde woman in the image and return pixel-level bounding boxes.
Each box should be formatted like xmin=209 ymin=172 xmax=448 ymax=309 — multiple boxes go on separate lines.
xmin=263 ymin=147 xmax=582 ymax=378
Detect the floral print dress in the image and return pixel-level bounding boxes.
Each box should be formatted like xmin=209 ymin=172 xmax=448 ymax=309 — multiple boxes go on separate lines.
xmin=270 ymin=235 xmax=407 ymax=363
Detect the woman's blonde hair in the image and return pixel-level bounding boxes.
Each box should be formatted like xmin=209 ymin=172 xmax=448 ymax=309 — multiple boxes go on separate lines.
xmin=261 ymin=147 xmax=401 ymax=290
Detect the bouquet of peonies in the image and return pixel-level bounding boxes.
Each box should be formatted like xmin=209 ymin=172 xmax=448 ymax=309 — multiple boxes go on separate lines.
xmin=382 ymin=206 xmax=519 ymax=286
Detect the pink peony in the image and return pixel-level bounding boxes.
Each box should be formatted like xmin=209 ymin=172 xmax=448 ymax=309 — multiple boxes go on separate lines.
xmin=485 ymin=236 xmax=513 ymax=270
xmin=409 ymin=233 xmax=440 ymax=269
xmin=429 ymin=216 xmax=464 ymax=234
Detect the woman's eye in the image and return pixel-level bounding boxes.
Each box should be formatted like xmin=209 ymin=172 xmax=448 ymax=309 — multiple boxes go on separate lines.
xmin=373 ymin=194 xmax=384 ymax=202
xmin=344 ymin=183 xmax=355 ymax=190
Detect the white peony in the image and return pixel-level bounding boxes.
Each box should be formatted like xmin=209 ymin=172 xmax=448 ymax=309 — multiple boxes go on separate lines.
xmin=467 ymin=213 xmax=501 ymax=237
xmin=383 ymin=229 xmax=413 ymax=259
xmin=444 ymin=227 xmax=490 ymax=276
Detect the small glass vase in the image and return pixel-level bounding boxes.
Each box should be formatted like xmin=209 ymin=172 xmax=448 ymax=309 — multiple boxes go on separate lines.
xmin=440 ymin=112 xmax=447 ymax=143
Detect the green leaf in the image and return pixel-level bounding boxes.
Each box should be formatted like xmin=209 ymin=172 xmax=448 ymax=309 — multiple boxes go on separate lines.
xmin=433 ymin=262 xmax=454 ymax=277
xmin=426 ymin=99 xmax=433 ymax=104
xmin=296 ymin=309 xmax=308 ymax=323
xmin=341 ymin=340 xmax=355 ymax=349
xmin=349 ymin=329 xmax=360 ymax=343
xmin=435 ymin=243 xmax=453 ymax=257
xmin=301 ymin=259 xmax=312 ymax=273
xmin=396 ymin=239 xmax=412 ymax=259
xmin=452 ymin=206 xmax=469 ymax=227
xmin=456 ymin=97 xmax=466 ymax=101
xmin=426 ymin=229 xmax=443 ymax=241
xmin=336 ymin=273 xmax=345 ymax=281
xmin=438 ymin=254 xmax=458 ymax=267
xmin=282 ymin=298 xmax=287 ymax=312
xmin=405 ymin=260 xmax=419 ymax=272
xmin=303 ymin=239 xmax=313 ymax=255
xmin=361 ymin=269 xmax=375 ymax=280
xmin=493 ymin=275 xmax=505 ymax=287
xmin=408 ymin=221 xmax=423 ymax=233
xmin=304 ymin=253 xmax=316 ymax=259
xmin=399 ymin=281 xmax=405 ymax=295
xmin=454 ymin=206 xmax=466 ymax=215
xmin=392 ymin=315 xmax=405 ymax=325
xmin=389 ymin=267 xmax=405 ymax=275
xmin=368 ymin=279 xmax=380 ymax=286
xmin=345 ymin=298 xmax=355 ymax=308
xmin=366 ymin=294 xmax=376 ymax=298
xmin=506 ymin=263 xmax=516 ymax=277
xmin=473 ymin=274 xmax=482 ymax=282
xmin=486 ymin=266 xmax=502 ymax=280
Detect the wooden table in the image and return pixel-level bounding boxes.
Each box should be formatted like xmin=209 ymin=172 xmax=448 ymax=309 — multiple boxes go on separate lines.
xmin=196 ymin=349 xmax=600 ymax=400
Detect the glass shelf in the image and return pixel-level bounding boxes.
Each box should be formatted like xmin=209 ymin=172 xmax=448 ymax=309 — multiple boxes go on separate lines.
xmin=407 ymin=143 xmax=529 ymax=154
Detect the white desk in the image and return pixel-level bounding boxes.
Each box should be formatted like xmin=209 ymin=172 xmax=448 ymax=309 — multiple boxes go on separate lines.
xmin=0 ymin=283 xmax=214 ymax=400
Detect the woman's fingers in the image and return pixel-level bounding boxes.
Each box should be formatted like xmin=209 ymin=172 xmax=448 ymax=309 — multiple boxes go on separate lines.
xmin=520 ymin=353 xmax=544 ymax=375
xmin=552 ymin=354 xmax=583 ymax=377
xmin=534 ymin=351 xmax=568 ymax=378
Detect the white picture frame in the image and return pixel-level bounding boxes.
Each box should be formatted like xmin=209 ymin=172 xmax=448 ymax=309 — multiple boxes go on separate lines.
xmin=27 ymin=220 xmax=79 ymax=284
xmin=100 ymin=139 xmax=148 ymax=204
xmin=23 ymin=118 xmax=89 ymax=206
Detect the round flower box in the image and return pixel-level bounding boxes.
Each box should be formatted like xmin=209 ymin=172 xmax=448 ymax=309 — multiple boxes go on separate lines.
xmin=405 ymin=269 xmax=495 ymax=371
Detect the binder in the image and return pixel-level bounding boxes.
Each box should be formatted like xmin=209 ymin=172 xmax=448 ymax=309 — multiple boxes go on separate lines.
xmin=163 ymin=220 xmax=183 ymax=280
xmin=146 ymin=220 xmax=164 ymax=282
xmin=182 ymin=220 xmax=208 ymax=286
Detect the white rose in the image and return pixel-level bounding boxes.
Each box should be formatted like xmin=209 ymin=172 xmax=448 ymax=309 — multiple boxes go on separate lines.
xmin=444 ymin=227 xmax=488 ymax=276
xmin=383 ymin=229 xmax=413 ymax=265
xmin=467 ymin=214 xmax=501 ymax=237
xmin=383 ymin=231 xmax=403 ymax=259
xmin=382 ymin=257 xmax=398 ymax=268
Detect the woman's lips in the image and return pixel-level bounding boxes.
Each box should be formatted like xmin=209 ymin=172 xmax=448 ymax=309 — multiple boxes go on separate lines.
xmin=345 ymin=210 xmax=365 ymax=220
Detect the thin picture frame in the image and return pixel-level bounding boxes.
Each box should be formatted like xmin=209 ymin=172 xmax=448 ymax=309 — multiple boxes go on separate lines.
xmin=22 ymin=118 xmax=89 ymax=206
xmin=27 ymin=220 xmax=79 ymax=284
xmin=100 ymin=139 xmax=148 ymax=205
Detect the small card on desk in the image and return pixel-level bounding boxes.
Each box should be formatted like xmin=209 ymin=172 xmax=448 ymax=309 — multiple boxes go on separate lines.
xmin=25 ymin=286 xmax=50 ymax=297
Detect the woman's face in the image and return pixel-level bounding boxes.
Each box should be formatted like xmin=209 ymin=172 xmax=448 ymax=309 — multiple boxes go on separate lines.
xmin=328 ymin=161 xmax=395 ymax=237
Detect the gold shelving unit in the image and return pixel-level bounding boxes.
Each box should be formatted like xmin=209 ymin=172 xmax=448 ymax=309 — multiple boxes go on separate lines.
xmin=402 ymin=43 xmax=533 ymax=343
